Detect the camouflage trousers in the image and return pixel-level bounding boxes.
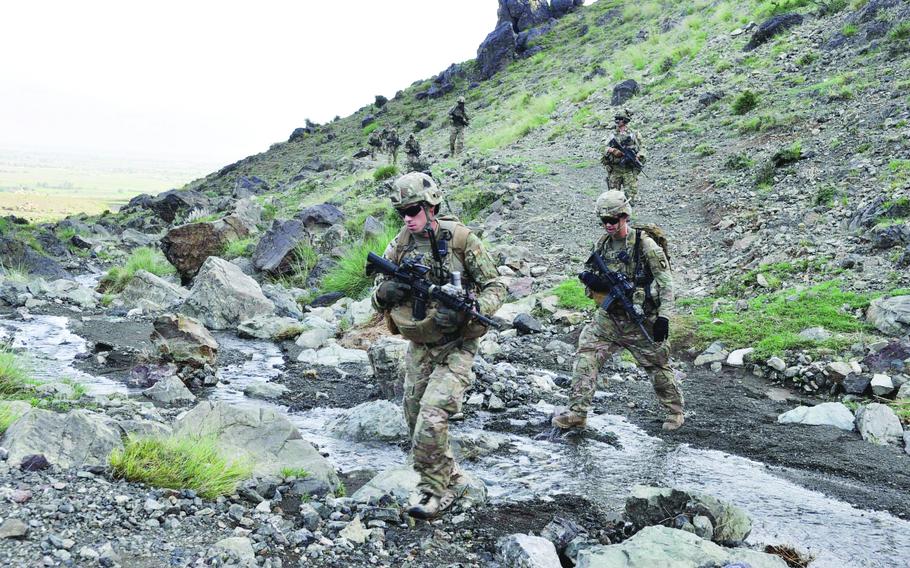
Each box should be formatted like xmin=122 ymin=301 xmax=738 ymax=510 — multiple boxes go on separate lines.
xmin=449 ymin=125 xmax=465 ymax=156
xmin=569 ymin=310 xmax=684 ymax=416
xmin=388 ymin=148 xmax=399 ymax=165
xmin=607 ymin=169 xmax=640 ymax=205
xmin=403 ymin=338 xmax=478 ymax=496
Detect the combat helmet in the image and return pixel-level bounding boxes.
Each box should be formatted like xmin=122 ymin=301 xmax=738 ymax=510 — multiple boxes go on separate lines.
xmin=457 ymin=96 xmax=465 ymax=104
xmin=596 ymin=191 xmax=632 ymax=218
xmin=390 ymin=172 xmax=442 ymax=208
xmin=614 ymin=109 xmax=633 ymax=122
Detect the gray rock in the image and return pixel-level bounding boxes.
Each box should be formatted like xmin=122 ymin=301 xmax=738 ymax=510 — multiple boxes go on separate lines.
xmin=142 ymin=189 xmax=210 ymax=224
xmin=262 ymin=284 xmax=304 ymax=319
xmin=352 ymin=465 xmax=487 ymax=508
xmin=692 ymin=515 xmax=713 ymax=540
xmin=120 ymin=228 xmax=160 ymax=248
xmin=46 ymin=279 xmax=98 ymax=308
xmin=798 ymin=327 xmax=832 ymax=341
xmin=624 ymin=485 xmax=751 ymax=545
xmin=243 ymin=382 xmax=290 ymax=400
xmin=119 ymin=270 xmax=188 ymax=310
xmin=497 ymin=534 xmax=562 ymax=568
xmin=726 ymin=348 xmax=754 ymax=367
xmin=180 ymin=257 xmax=275 ymax=330
xmin=0 ymin=518 xmax=29 ymax=539
xmin=297 ymin=343 xmax=369 ymax=366
xmin=173 ymin=401 xmax=339 ymax=486
xmin=513 ymin=313 xmax=543 ymax=334
xmin=870 ymin=374 xmax=894 ymax=396
xmin=576 ymin=525 xmax=787 ymax=568
xmin=295 ymin=203 xmax=344 ymax=229
xmin=777 ymin=402 xmax=855 ymax=431
xmin=327 ymin=400 xmax=408 ymax=442
xmin=151 ymin=314 xmax=218 ymax=368
xmin=867 ymin=296 xmax=910 ymax=336
xmin=904 ymin=431 xmax=910 ymax=456
xmin=825 ymin=361 xmax=854 ymax=381
xmin=0 ymin=237 xmax=69 ymax=280
xmin=143 ymin=376 xmax=196 ymax=406
xmin=339 ymin=516 xmax=369 ymax=544
xmin=231 ymin=198 xmax=262 ymax=232
xmin=295 ymin=326 xmax=334 ymax=350
xmin=209 ymin=536 xmax=256 ymax=567
xmin=842 ymin=374 xmax=872 ymax=395
xmin=496 ymin=0 xmax=552 ymax=32
xmin=237 ymin=315 xmax=303 ymax=340
xmin=362 ymin=216 xmax=385 ymax=241
xmin=117 ymin=419 xmax=172 ymax=439
xmin=1 ymin=409 xmax=123 ymax=469
xmin=695 ymin=342 xmax=729 ymax=366
xmin=252 ymin=219 xmax=311 ymax=275
xmin=855 ymin=403 xmax=903 ymax=445
xmin=611 ymin=79 xmax=640 ymax=106
xmin=368 ymin=336 xmax=408 ymax=400
xmin=898 ymin=382 xmax=910 ymax=399
xmin=766 ymin=356 xmax=787 ymax=372
xmin=540 ymin=516 xmax=584 ymax=552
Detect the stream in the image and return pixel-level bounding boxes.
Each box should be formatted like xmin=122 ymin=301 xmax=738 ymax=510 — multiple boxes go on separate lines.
xmin=3 ymin=313 xmax=908 ymax=568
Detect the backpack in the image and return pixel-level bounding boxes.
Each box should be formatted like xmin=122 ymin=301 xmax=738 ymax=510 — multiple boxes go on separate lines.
xmin=633 ymin=224 xmax=671 ymax=269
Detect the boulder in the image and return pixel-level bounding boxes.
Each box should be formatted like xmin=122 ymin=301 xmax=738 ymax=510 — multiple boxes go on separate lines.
xmin=1 ymin=409 xmax=123 ymax=469
xmin=766 ymin=356 xmax=787 ymax=372
xmin=550 ymin=0 xmax=584 ymax=18
xmin=327 ymin=400 xmax=408 ymax=442
xmin=362 ymin=216 xmax=385 ymax=241
xmin=540 ymin=516 xmax=584 ymax=552
xmin=855 ymin=403 xmax=903 ymax=445
xmin=295 ymin=204 xmax=345 ymax=229
xmin=611 ymin=79 xmax=640 ymax=106
xmin=825 ymin=361 xmax=854 ymax=381
xmin=870 ymin=374 xmax=894 ymax=396
xmin=120 ymin=228 xmax=160 ymax=249
xmin=508 ymin=276 xmax=535 ymax=298
xmin=128 ymin=363 xmax=179 ymax=388
xmin=209 ymin=536 xmax=256 ymax=568
xmin=842 ymin=374 xmax=872 ymax=395
xmin=144 ymin=189 xmax=210 ymax=224
xmin=777 ymin=402 xmax=855 ymax=431
xmin=252 ymin=219 xmax=311 ymax=275
xmin=477 ymin=22 xmax=518 ymax=80
xmin=231 ymin=198 xmax=263 ymax=233
xmin=261 ymin=284 xmax=305 ymax=319
xmin=694 ymin=342 xmax=729 ymax=366
xmin=495 ymin=296 xmax=537 ymax=322
xmin=352 ymin=465 xmax=487 ymax=508
xmin=348 ymin=297 xmax=376 ymax=326
xmin=743 ymin=13 xmax=803 ymax=51
xmin=867 ymin=296 xmax=910 ymax=336
xmin=496 ymin=0 xmax=552 ymax=32
xmin=513 ymin=313 xmax=543 ymax=334
xmin=143 ymin=376 xmax=196 ymax=406
xmin=576 ymin=525 xmax=787 ymax=568
xmin=173 ymin=401 xmax=339 ymax=486
xmin=243 ymin=382 xmax=290 ymax=401
xmin=297 ymin=342 xmax=369 ymax=366
xmin=624 ymin=485 xmax=751 ymax=545
xmin=0 ymin=518 xmax=29 ymax=539
xmin=0 ymin=237 xmax=68 ymax=280
xmin=180 ymin=257 xmax=275 ymax=331
xmin=368 ymin=336 xmax=409 ymax=400
xmin=798 ymin=327 xmax=832 ymax=341
xmin=119 ymin=270 xmax=188 ymax=310
xmin=233 ymin=176 xmax=269 ymax=199
xmin=497 ymin=534 xmax=562 ymax=568
xmin=339 ymin=516 xmax=370 ymax=544
xmin=160 ymin=216 xmax=249 ymax=282
xmin=151 ymin=314 xmax=218 ymax=368
xmin=295 ymin=326 xmax=334 ymax=350
xmin=870 ymin=223 xmax=910 ymax=250
xmin=237 ymin=315 xmax=303 ymax=341
xmin=726 ymin=348 xmax=754 ymax=367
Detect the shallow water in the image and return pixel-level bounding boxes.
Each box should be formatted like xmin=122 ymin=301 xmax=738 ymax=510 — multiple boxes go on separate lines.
xmin=3 ymin=314 xmax=908 ymax=567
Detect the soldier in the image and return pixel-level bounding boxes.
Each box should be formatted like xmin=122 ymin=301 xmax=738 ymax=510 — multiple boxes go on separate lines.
xmin=601 ymin=109 xmax=646 ymax=204
xmin=551 ymin=191 xmax=685 ymax=433
xmin=384 ymin=127 xmax=401 ymax=165
xmin=448 ymin=96 xmax=469 ymax=156
xmin=368 ymin=128 xmax=383 ymax=159
xmin=371 ymin=172 xmax=506 ymax=519
xmin=404 ymin=133 xmax=422 ymax=171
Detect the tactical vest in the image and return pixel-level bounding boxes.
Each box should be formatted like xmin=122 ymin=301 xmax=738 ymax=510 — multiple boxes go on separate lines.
xmin=386 ymin=217 xmax=489 ymax=343
xmin=589 ymin=226 xmax=668 ymax=316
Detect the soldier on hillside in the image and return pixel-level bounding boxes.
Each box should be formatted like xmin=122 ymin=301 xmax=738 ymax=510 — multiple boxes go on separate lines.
xmin=550 ymin=191 xmax=685 ymax=433
xmin=384 ymin=127 xmax=401 ymax=165
xmin=368 ymin=128 xmax=383 ymax=159
xmin=404 ymin=133 xmax=423 ymax=171
xmin=448 ymin=96 xmax=469 ymax=156
xmin=601 ymin=110 xmax=645 ymax=204
xmin=371 ymin=172 xmax=505 ymax=519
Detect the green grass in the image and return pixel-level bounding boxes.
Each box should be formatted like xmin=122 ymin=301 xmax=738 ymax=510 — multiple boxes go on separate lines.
xmin=362 ymin=122 xmax=379 ymax=135
xmin=271 ymin=243 xmax=319 ymax=289
xmin=695 ymin=144 xmax=716 ymax=157
xmin=813 ymin=185 xmax=843 ymax=207
xmin=0 ymin=402 xmax=25 ymax=435
xmin=373 ymin=165 xmax=399 ymax=182
xmin=335 ymin=481 xmax=347 ymax=498
xmin=473 ymin=93 xmax=558 ymax=151
xmin=724 ymin=153 xmax=754 ymax=170
xmin=841 ymin=23 xmax=858 ymax=37
xmin=689 ymin=280 xmax=873 ymax=358
xmin=100 ymin=247 xmax=176 ymax=293
xmin=280 ymin=467 xmax=310 ymax=479
xmin=109 ymin=436 xmax=252 ymax=499
xmin=320 ymin=223 xmax=400 ymax=299
xmin=891 ymin=398 xmax=910 ymax=425
xmin=451 ymin=186 xmax=499 ymax=224
xmin=0 ymin=348 xmax=36 ymax=399
xmin=890 ymin=22 xmax=910 ymax=42
xmin=223 ymin=237 xmax=256 ymax=260
xmin=550 ymin=278 xmax=595 ymax=310
xmin=731 ymin=90 xmax=758 ymax=115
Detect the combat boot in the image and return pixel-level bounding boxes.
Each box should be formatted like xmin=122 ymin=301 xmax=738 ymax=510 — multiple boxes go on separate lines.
xmin=551 ymin=407 xmax=587 ymax=430
xmin=662 ymin=412 xmax=685 ymax=431
xmin=407 ymin=490 xmax=457 ymax=520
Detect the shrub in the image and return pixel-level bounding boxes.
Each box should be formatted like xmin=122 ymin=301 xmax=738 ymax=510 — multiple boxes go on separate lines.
xmin=695 ymin=144 xmax=716 ymax=157
xmin=771 ymin=141 xmax=802 ymax=166
xmin=320 ymin=224 xmax=400 ymax=299
xmin=223 ymin=237 xmax=256 ymax=260
xmin=273 ymin=243 xmax=319 ymax=289
xmin=795 ymin=51 xmax=817 ymax=66
xmin=374 ymin=165 xmax=399 ymax=182
xmin=813 ymin=185 xmax=840 ymax=207
xmin=724 ymin=152 xmax=754 ymax=170
xmin=890 ymin=22 xmax=910 ymax=42
xmin=363 ymin=122 xmax=379 ymax=135
xmin=109 ymin=437 xmax=252 ymax=499
xmin=100 ymin=247 xmax=176 ymax=293
xmin=754 ymin=161 xmax=776 ymax=188
xmin=731 ymin=90 xmax=758 ymax=115
xmin=550 ymin=279 xmax=595 ymax=310
xmin=841 ymin=23 xmax=858 ymax=37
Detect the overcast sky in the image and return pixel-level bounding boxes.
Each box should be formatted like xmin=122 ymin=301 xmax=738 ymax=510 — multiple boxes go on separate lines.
xmin=0 ymin=1 xmax=498 ymax=167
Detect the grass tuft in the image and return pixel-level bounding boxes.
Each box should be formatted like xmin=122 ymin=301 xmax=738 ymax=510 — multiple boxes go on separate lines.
xmin=320 ymin=224 xmax=400 ymax=299
xmin=100 ymin=247 xmax=175 ymax=293
xmin=109 ymin=436 xmax=252 ymax=500
xmin=731 ymin=90 xmax=758 ymax=115
xmin=373 ymin=165 xmax=399 ymax=182
xmin=550 ymin=278 xmax=595 ymax=310
xmin=223 ymin=237 xmax=256 ymax=260
xmin=0 ymin=402 xmax=25 ymax=435
xmin=0 ymin=348 xmax=36 ymax=398
xmin=280 ymin=467 xmax=310 ymax=479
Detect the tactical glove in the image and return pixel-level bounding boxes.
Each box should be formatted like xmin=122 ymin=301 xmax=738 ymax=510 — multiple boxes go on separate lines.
xmin=653 ymin=316 xmax=669 ymax=343
xmin=376 ymin=281 xmax=410 ymax=307
xmin=433 ymin=306 xmax=464 ymax=334
xmin=578 ymin=270 xmax=610 ymax=292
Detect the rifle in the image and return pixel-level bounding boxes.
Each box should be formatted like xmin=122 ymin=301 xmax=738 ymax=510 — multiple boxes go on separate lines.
xmin=608 ymin=138 xmax=644 ymax=173
xmin=584 ymin=251 xmax=653 ymax=343
xmin=366 ymin=252 xmax=500 ymax=329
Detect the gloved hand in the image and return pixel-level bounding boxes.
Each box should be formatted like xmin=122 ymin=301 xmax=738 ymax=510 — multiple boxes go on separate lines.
xmin=376 ymin=281 xmax=410 ymax=307
xmin=433 ymin=306 xmax=464 ymax=334
xmin=578 ymin=270 xmax=609 ymax=292
xmin=653 ymin=316 xmax=669 ymax=343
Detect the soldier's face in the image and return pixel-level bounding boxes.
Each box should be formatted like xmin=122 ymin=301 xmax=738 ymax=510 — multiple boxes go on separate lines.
xmin=603 ymin=215 xmax=629 ymax=237
xmin=400 ymin=203 xmax=430 ymax=233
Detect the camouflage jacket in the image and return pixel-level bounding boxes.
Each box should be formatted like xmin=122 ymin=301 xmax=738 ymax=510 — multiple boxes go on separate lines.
xmin=384 ymin=130 xmax=400 ymax=148
xmin=589 ymin=229 xmax=674 ymax=318
xmin=601 ymin=128 xmax=646 ymax=170
xmin=449 ymin=105 xmax=469 ymax=127
xmin=405 ymin=137 xmax=421 ymax=157
xmin=368 ymin=131 xmax=383 ymax=147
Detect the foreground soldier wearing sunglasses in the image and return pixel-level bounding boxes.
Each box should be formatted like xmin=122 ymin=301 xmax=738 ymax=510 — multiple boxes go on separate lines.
xmin=370 ymin=172 xmax=506 ymax=519
xmin=550 ymin=191 xmax=685 ymax=433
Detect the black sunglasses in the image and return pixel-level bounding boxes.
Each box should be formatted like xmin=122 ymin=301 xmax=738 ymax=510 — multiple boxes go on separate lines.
xmin=396 ymin=204 xmax=424 ymax=218
xmin=601 ymin=216 xmax=622 ymax=225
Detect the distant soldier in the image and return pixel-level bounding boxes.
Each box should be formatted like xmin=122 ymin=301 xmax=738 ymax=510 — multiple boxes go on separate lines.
xmin=368 ymin=128 xmax=383 ymax=159
xmin=405 ymin=133 xmax=423 ymax=171
xmin=448 ymin=96 xmax=469 ymax=156
xmin=601 ymin=109 xmax=645 ymax=204
xmin=384 ymin=127 xmax=401 ymax=165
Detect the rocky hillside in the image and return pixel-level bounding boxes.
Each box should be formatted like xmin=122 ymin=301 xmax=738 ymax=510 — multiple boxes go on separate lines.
xmin=1 ymin=0 xmax=910 ymax=567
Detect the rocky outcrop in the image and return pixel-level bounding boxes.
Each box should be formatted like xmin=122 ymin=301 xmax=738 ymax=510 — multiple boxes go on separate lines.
xmin=0 ymin=237 xmax=68 ymax=280
xmin=173 ymin=401 xmax=339 ymax=487
xmin=743 ymin=13 xmax=803 ymax=51
xmin=236 ymin=315 xmax=303 ymax=340
xmin=160 ymin=216 xmax=249 ymax=283
xmin=497 ymin=0 xmax=552 ymax=33
xmin=143 ymin=189 xmax=211 ymax=224
xmin=477 ymin=22 xmax=519 ymax=80
xmin=180 ymin=257 xmax=275 ymax=330
xmin=867 ymin=295 xmax=910 ymax=335
xmin=326 ymin=400 xmax=408 ymax=442
xmin=252 ymin=219 xmax=311 ymax=274
xmin=151 ymin=314 xmax=218 ymax=368
xmin=1 ymin=409 xmax=123 ymax=469
xmin=611 ymin=79 xmax=640 ymax=106
xmin=119 ymin=270 xmax=189 ymax=310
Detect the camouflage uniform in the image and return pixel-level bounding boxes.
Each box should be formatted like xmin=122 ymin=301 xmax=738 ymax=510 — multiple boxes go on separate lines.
xmin=384 ymin=128 xmax=401 ymax=165
xmin=601 ymin=116 xmax=645 ymax=204
xmin=404 ymin=134 xmax=422 ymax=171
xmin=372 ymin=173 xmax=505 ymax=500
xmin=368 ymin=130 xmax=383 ymax=159
xmin=448 ymin=97 xmax=469 ymax=156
